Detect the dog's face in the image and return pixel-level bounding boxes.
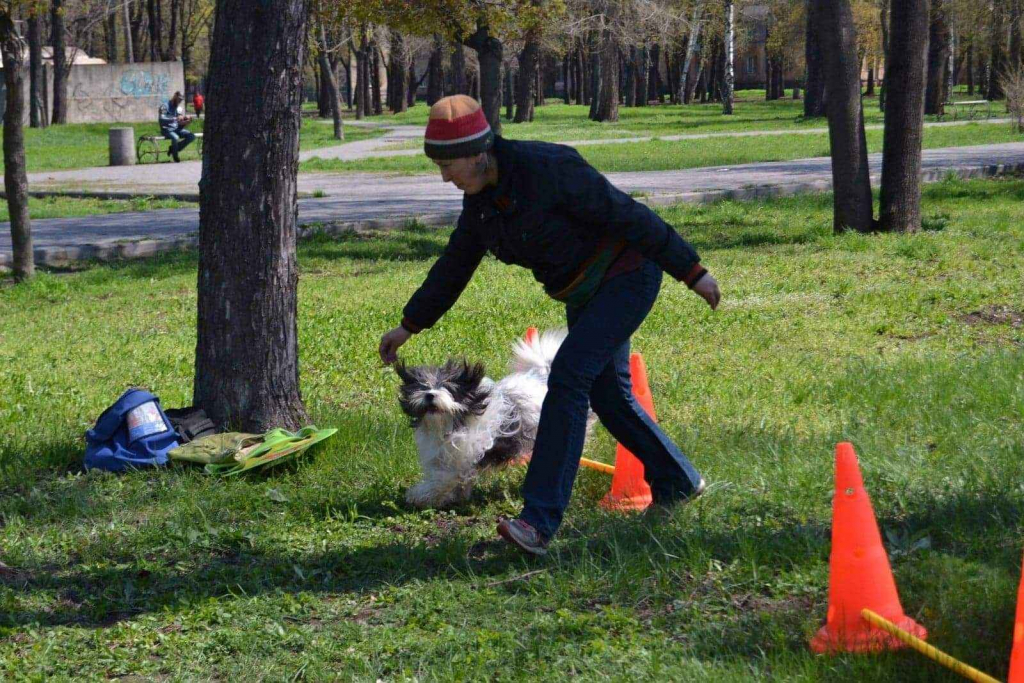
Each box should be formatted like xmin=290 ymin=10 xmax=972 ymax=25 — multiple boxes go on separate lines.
xmin=395 ymin=360 xmax=489 ymax=427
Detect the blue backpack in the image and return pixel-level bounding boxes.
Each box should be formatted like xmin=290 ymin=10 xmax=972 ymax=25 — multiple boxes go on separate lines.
xmin=84 ymin=388 xmax=179 ymax=472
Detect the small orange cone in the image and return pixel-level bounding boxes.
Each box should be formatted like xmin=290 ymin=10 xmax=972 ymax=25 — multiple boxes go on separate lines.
xmin=599 ymin=353 xmax=655 ymax=512
xmin=810 ymin=442 xmax=927 ymax=653
xmin=1008 ymin=552 xmax=1024 ymax=682
xmin=524 ymin=326 xmax=538 ymax=345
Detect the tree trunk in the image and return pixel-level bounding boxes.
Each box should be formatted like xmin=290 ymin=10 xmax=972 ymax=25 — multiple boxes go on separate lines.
xmin=1 ymin=16 xmax=34 ymax=281
xmin=880 ymin=0 xmax=930 ymax=233
xmin=450 ymin=40 xmax=467 ymax=95
xmin=371 ymin=44 xmax=382 ymax=115
xmin=427 ymin=34 xmax=444 ymax=105
xmin=594 ymin=27 xmax=619 ymax=122
xmin=123 ymin=1 xmax=134 ymax=63
xmin=650 ymin=43 xmax=662 ymax=102
xmin=27 ymin=15 xmax=45 ymax=128
xmin=966 ymin=43 xmax=974 ymax=95
xmin=166 ymin=0 xmax=179 ymax=60
xmin=195 ymin=0 xmax=309 ymax=432
xmin=390 ymin=31 xmax=409 ymax=114
xmin=879 ymin=0 xmax=889 ymax=110
xmin=805 ymin=0 xmax=827 ymax=117
xmin=147 ymin=0 xmax=159 ymax=62
xmin=354 ymin=45 xmax=365 ymax=119
xmin=104 ymin=12 xmax=117 ymax=63
xmin=130 ymin=0 xmax=145 ymax=63
xmin=637 ymin=44 xmax=650 ymax=106
xmin=866 ymin=66 xmax=875 ymax=95
xmin=464 ymin=21 xmax=503 ymax=134
xmin=988 ymin=2 xmax=1007 ymax=100
xmin=680 ymin=3 xmax=705 ymax=104
xmin=625 ymin=46 xmax=638 ymax=106
xmin=515 ymin=31 xmax=540 ymax=123
xmin=505 ymin=64 xmax=514 ymax=119
xmin=724 ymin=0 xmax=735 ymax=115
xmin=589 ymin=37 xmax=601 ymax=117
xmin=1011 ymin=0 xmax=1023 ymax=70
xmin=318 ymin=28 xmax=343 ymax=140
xmin=817 ymin=0 xmax=874 ymax=233
xmin=925 ymin=0 xmax=949 ymax=115
xmin=50 ymin=0 xmax=69 ymax=125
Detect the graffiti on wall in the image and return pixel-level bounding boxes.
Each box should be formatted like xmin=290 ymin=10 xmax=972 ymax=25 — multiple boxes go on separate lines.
xmin=119 ymin=70 xmax=172 ymax=98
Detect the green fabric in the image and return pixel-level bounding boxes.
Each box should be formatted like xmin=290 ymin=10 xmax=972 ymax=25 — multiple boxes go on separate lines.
xmin=546 ymin=243 xmax=623 ymax=307
xmin=168 ymin=426 xmax=337 ymax=476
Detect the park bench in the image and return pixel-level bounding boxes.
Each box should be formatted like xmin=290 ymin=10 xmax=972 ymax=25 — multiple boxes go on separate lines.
xmin=136 ymin=132 xmax=204 ymax=164
xmin=937 ymin=100 xmax=993 ymax=122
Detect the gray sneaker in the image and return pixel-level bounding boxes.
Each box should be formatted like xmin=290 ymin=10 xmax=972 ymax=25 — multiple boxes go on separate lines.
xmin=497 ymin=518 xmax=549 ymax=556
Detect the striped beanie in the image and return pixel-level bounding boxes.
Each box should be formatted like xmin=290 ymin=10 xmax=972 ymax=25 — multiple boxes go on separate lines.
xmin=424 ymin=95 xmax=494 ymax=160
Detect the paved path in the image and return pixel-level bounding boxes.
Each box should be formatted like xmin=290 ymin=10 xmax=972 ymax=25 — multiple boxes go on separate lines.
xmin=5 ymin=142 xmax=1024 ymax=267
xmin=25 ymin=118 xmax=1013 ymax=196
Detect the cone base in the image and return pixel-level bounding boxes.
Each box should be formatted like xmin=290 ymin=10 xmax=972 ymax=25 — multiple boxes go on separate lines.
xmin=599 ymin=492 xmax=652 ymax=512
xmin=810 ymin=615 xmax=927 ymax=654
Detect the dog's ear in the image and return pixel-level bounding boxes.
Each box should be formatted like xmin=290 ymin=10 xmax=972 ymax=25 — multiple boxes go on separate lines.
xmin=459 ymin=360 xmax=486 ymax=388
xmin=394 ymin=361 xmax=414 ymax=384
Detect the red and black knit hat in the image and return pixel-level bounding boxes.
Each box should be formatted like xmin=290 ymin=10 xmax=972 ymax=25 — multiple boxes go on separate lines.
xmin=423 ymin=95 xmax=494 ymax=160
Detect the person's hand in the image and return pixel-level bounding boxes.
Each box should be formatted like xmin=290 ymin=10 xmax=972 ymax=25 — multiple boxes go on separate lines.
xmin=379 ymin=325 xmax=413 ymax=364
xmin=692 ymin=273 xmax=721 ymax=310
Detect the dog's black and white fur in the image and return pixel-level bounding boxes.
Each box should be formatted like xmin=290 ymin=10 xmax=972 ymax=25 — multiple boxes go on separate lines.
xmin=395 ymin=329 xmax=567 ymax=508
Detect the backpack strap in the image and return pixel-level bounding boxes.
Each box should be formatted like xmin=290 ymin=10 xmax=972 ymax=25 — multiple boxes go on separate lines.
xmin=164 ymin=407 xmax=218 ymax=443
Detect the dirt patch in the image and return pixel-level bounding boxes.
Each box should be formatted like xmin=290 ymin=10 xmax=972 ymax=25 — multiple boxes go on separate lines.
xmin=960 ymin=305 xmax=1024 ymax=328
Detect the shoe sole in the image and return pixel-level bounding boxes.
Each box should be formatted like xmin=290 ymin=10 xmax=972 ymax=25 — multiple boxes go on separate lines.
xmin=497 ymin=522 xmax=548 ymax=557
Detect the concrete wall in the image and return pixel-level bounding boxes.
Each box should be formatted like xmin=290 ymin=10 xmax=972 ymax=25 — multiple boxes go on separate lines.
xmin=1 ymin=61 xmax=184 ymax=124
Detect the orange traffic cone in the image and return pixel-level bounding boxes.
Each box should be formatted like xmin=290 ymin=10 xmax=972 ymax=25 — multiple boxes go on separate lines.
xmin=514 ymin=327 xmax=540 ymax=466
xmin=1008 ymin=552 xmax=1024 ymax=682
xmin=810 ymin=442 xmax=927 ymax=653
xmin=599 ymin=353 xmax=655 ymax=512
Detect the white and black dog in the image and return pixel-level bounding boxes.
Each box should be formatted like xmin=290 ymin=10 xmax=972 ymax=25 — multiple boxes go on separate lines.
xmin=395 ymin=329 xmax=569 ymax=508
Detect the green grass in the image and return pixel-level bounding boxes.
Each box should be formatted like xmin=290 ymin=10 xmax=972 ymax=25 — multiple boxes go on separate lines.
xmin=1 ymin=120 xmax=383 ymax=174
xmin=301 ymin=121 xmax=1024 ymax=175
xmin=2 ymin=177 xmax=1023 ymax=679
xmin=0 ymin=195 xmax=196 ymax=222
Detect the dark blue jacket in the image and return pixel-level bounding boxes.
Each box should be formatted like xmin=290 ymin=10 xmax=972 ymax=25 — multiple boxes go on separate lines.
xmin=402 ymin=136 xmax=702 ymax=331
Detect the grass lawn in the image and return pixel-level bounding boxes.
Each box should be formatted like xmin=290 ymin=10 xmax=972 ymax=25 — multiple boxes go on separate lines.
xmin=1 ymin=120 xmax=383 ymax=175
xmin=340 ymin=90 xmax=1010 ymax=142
xmin=302 ymin=121 xmax=1024 ymax=175
xmin=1 ymin=177 xmax=1023 ymax=679
xmin=0 ymin=195 xmax=196 ymax=222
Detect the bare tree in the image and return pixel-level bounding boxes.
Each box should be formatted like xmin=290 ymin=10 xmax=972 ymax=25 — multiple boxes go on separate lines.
xmin=925 ymin=0 xmax=950 ymax=115
xmin=723 ymin=0 xmax=734 ymax=114
xmin=880 ymin=0 xmax=931 ymax=233
xmin=1 ymin=12 xmax=33 ymax=281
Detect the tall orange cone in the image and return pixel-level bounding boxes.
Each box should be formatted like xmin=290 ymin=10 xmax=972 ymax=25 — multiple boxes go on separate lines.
xmin=811 ymin=442 xmax=927 ymax=653
xmin=599 ymin=353 xmax=655 ymax=512
xmin=1008 ymin=552 xmax=1024 ymax=682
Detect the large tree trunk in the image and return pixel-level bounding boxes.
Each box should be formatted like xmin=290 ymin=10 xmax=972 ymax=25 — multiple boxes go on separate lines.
xmin=624 ymin=46 xmax=637 ymax=106
xmin=594 ymin=26 xmax=619 ymax=122
xmin=27 ymin=15 xmax=45 ymax=128
xmin=925 ymin=0 xmax=949 ymax=115
xmin=817 ymin=0 xmax=874 ymax=233
xmin=389 ymin=30 xmax=409 ymax=114
xmin=427 ymin=34 xmax=444 ymax=105
xmin=1 ymin=16 xmax=33 ymax=281
xmin=195 ymin=0 xmax=309 ymax=432
xmin=636 ymin=44 xmax=650 ymax=106
xmin=515 ymin=31 xmax=540 ymax=123
xmin=723 ymin=0 xmax=735 ymax=115
xmin=589 ymin=36 xmax=601 ymax=117
xmin=650 ymin=43 xmax=662 ymax=102
xmin=804 ymin=0 xmax=827 ymax=117
xmin=679 ymin=3 xmax=705 ymax=104
xmin=880 ymin=0 xmax=930 ymax=233
xmin=988 ymin=3 xmax=1007 ymax=100
xmin=464 ymin=21 xmax=503 ymax=134
xmin=146 ymin=0 xmax=161 ymax=62
xmin=50 ymin=0 xmax=69 ymax=125
xmin=318 ymin=27 xmax=343 ymax=140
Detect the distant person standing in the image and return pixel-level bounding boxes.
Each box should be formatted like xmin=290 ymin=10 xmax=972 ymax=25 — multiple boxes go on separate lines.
xmin=193 ymin=93 xmax=205 ymax=119
xmin=158 ymin=91 xmax=196 ymax=163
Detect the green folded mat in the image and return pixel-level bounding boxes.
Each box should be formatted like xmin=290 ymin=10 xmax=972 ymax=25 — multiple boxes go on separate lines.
xmin=169 ymin=426 xmax=337 ymax=476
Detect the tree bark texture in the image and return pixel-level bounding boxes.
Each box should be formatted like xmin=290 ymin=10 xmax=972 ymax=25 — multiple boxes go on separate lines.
xmin=515 ymin=31 xmax=540 ymax=123
xmin=371 ymin=44 xmax=382 ymax=114
xmin=450 ymin=40 xmax=467 ymax=95
xmin=104 ymin=12 xmax=117 ymax=63
xmin=816 ymin=0 xmax=874 ymax=233
xmin=680 ymin=3 xmax=705 ymax=104
xmin=1011 ymin=0 xmax=1023 ymax=69
xmin=925 ymin=0 xmax=949 ymax=115
xmin=195 ymin=0 xmax=309 ymax=432
xmin=989 ymin=2 xmax=1007 ymax=100
xmin=880 ymin=0 xmax=930 ymax=233
xmin=465 ymin=22 xmax=503 ymax=134
xmin=804 ymin=0 xmax=827 ymax=117
xmin=966 ymin=42 xmax=974 ymax=94
xmin=636 ymin=44 xmax=650 ymax=106
xmin=27 ymin=15 xmax=45 ymax=128
xmin=123 ymin=1 xmax=134 ymax=63
xmin=625 ymin=46 xmax=637 ymax=106
xmin=318 ymin=27 xmax=343 ymax=140
xmin=427 ymin=34 xmax=444 ymax=105
xmin=389 ymin=30 xmax=409 ymax=114
xmin=594 ymin=28 xmax=619 ymax=122
xmin=723 ymin=0 xmax=735 ymax=115
xmin=879 ymin=0 xmax=889 ymax=110
xmin=589 ymin=39 xmax=601 ymax=117
xmin=1 ymin=16 xmax=34 ymax=281
xmin=51 ymin=0 xmax=69 ymax=125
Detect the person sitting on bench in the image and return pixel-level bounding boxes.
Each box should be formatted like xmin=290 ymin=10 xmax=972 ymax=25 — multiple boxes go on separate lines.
xmin=158 ymin=91 xmax=196 ymax=163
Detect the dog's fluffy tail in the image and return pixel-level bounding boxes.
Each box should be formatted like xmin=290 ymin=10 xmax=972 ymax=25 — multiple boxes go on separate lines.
xmin=510 ymin=328 xmax=567 ymax=377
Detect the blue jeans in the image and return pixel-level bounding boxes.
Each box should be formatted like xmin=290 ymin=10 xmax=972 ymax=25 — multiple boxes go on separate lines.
xmin=519 ymin=260 xmax=704 ymax=539
xmin=162 ymin=128 xmax=196 ymax=154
